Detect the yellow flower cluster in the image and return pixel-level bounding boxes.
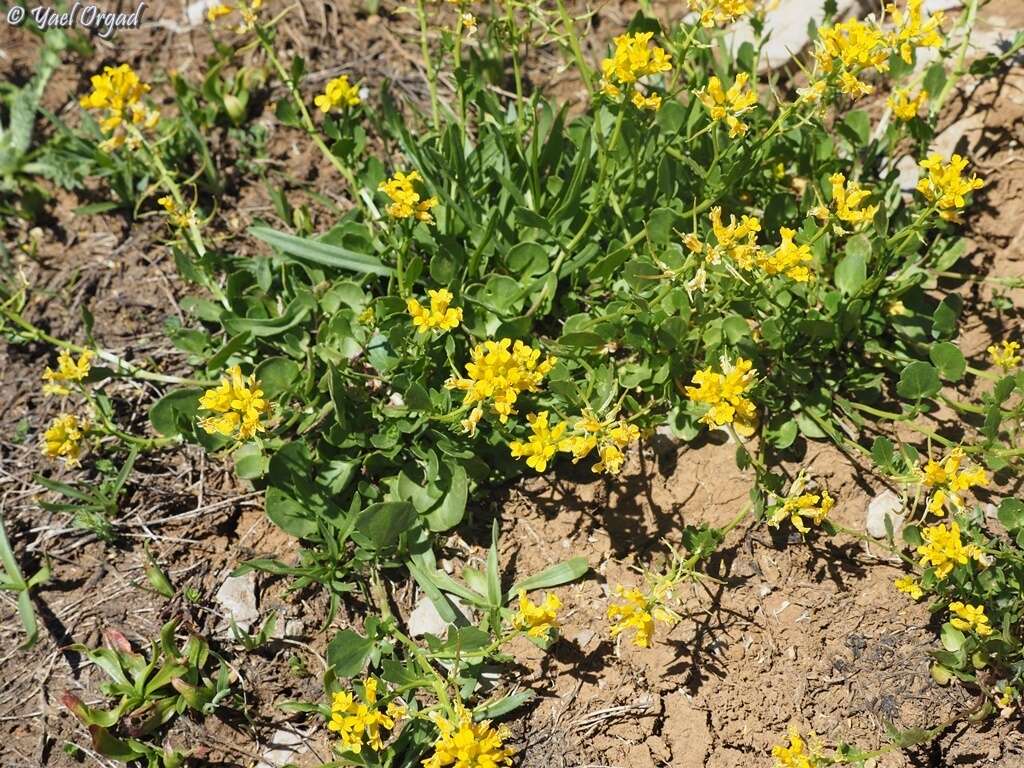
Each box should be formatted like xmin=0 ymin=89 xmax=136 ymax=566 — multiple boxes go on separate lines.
xmin=509 ymin=411 xmax=641 ymax=475
xmin=989 ymin=340 xmax=1021 ymax=371
xmin=42 ymin=349 xmax=93 ymax=397
xmin=920 ymin=446 xmax=987 ymax=516
xmin=207 ymin=0 xmax=262 ymax=32
xmin=684 ymin=207 xmax=761 ymax=269
xmin=761 ymin=228 xmax=813 ymax=282
xmin=767 ymin=475 xmax=834 ymax=534
xmin=949 ymin=601 xmax=993 ymax=637
xmin=328 ymin=678 xmax=405 ymax=753
xmin=379 ymin=170 xmax=438 ymax=223
xmin=314 ymin=75 xmax=361 ymax=113
xmin=887 ymin=0 xmax=945 ymax=64
xmin=685 ymin=356 xmax=758 ymax=436
xmin=690 ymin=0 xmax=758 ymax=28
xmin=422 ymin=708 xmax=514 ymax=768
xmin=771 ymin=726 xmax=817 ymax=768
xmin=917 ymin=521 xmax=985 ymax=580
xmin=894 ymin=574 xmax=923 ymax=600
xmin=512 ymin=590 xmax=562 ymax=639
xmin=79 ymin=64 xmax=159 ymax=152
xmin=599 ymin=32 xmax=673 ymax=111
xmin=561 ymin=413 xmax=640 ymax=475
xmin=42 ymin=413 xmax=88 ymax=467
xmin=198 ymin=365 xmax=270 ymax=441
xmin=607 ymin=583 xmax=678 ymax=648
xmin=814 ymin=18 xmax=891 ymax=98
xmin=407 ymin=289 xmax=463 ymax=334
xmin=509 ymin=411 xmax=567 ymax=472
xmin=684 ymin=209 xmax=811 ymax=282
xmin=811 ymin=173 xmax=877 ymax=231
xmin=916 ymin=153 xmax=984 ymax=222
xmin=888 ymin=87 xmax=928 ymax=121
xmin=446 ymin=339 xmax=556 ymax=432
xmin=157 ymin=196 xmax=196 ymax=230
xmin=697 ymin=74 xmax=758 ymax=138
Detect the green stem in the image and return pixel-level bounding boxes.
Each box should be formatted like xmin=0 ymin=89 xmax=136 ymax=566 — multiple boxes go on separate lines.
xmin=0 ymin=305 xmax=213 ymax=387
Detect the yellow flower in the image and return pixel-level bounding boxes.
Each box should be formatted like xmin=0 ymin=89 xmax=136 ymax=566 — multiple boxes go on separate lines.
xmin=917 ymin=521 xmax=982 ymax=580
xmin=949 ymin=601 xmax=993 ymax=637
xmin=207 ymin=0 xmax=263 ymax=32
xmin=630 ymin=90 xmax=663 ymax=111
xmin=157 ymin=195 xmax=196 ymax=230
xmin=558 ymin=412 xmax=639 ymax=475
xmin=446 ymin=339 xmax=555 ymax=425
xmin=379 ymin=170 xmax=438 ymax=223
xmin=768 ymin=475 xmax=833 ymax=534
xmin=988 ymin=340 xmax=1021 ymax=371
xmin=771 ymin=726 xmax=815 ymax=768
xmin=887 ymin=0 xmax=944 ymax=64
xmin=894 ymin=575 xmax=923 ymax=600
xmin=599 ymin=32 xmax=672 ymax=109
xmin=357 ymin=306 xmax=375 ymax=326
xmin=691 ymin=0 xmax=758 ymax=28
xmin=422 ymin=708 xmax=514 ymax=768
xmin=328 ymin=678 xmax=404 ymax=753
xmin=758 ymin=227 xmax=812 ymax=282
xmin=314 ymin=75 xmax=361 ymax=113
xmin=512 ymin=590 xmax=562 ymax=639
xmin=685 ymin=356 xmax=758 ymax=436
xmin=887 ymin=299 xmax=907 ymax=316
xmin=685 ymin=207 xmax=762 ymax=269
xmin=814 ymin=18 xmax=890 ymax=99
xmin=509 ymin=411 xmax=568 ymax=472
xmin=916 ymin=153 xmax=984 ymax=222
xmin=407 ymin=288 xmax=463 ymax=334
xmin=42 ymin=414 xmax=88 ymax=466
xmin=888 ymin=87 xmax=928 ymax=121
xmin=919 ymin=446 xmax=986 ymax=515
xmin=198 ymin=365 xmax=270 ymax=441
xmin=607 ymin=584 xmax=678 ymax=648
xmin=42 ymin=349 xmax=93 ymax=397
xmin=697 ymin=74 xmax=758 ymax=138
xmin=822 ymin=173 xmax=878 ymax=228
xmin=80 ymin=64 xmax=158 ymax=149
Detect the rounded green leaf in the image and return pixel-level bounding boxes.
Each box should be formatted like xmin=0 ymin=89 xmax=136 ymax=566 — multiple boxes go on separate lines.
xmin=897 ymin=361 xmax=941 ymax=400
xmin=929 ymin=342 xmax=966 ymax=382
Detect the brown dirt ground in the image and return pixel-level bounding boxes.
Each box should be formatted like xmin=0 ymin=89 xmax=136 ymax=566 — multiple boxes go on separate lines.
xmin=4 ymin=1 xmax=1024 ymax=767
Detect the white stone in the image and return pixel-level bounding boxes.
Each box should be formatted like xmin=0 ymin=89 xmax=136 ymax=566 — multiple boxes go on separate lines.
xmin=408 ymin=594 xmax=470 ymax=638
xmin=722 ymin=0 xmax=859 ymax=72
xmin=255 ymin=728 xmax=307 ymax=768
xmin=215 ymin=573 xmax=259 ymax=632
xmin=866 ymin=490 xmax=905 ymax=538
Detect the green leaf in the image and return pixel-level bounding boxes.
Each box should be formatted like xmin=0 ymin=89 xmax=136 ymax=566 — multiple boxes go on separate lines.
xmin=265 ymin=487 xmax=318 ymax=539
xmin=355 ymin=502 xmax=417 ymax=551
xmin=841 ymin=110 xmax=870 ymax=145
xmin=997 ymin=498 xmax=1024 ymax=532
xmin=326 ymin=629 xmax=374 ymax=677
xmin=233 ymin=443 xmax=268 ymax=480
xmin=940 ymin=623 xmax=966 ymax=652
xmin=834 ymin=237 xmax=868 ymax=295
xmin=255 ymin=357 xmax=301 ymax=400
xmin=513 ymin=206 xmax=550 ymax=231
xmin=929 ymin=342 xmax=966 ymax=382
xmin=250 ymin=226 xmax=393 ymax=276
xmin=149 ymin=388 xmax=203 ymax=438
xmin=508 ymin=557 xmax=588 ymax=598
xmin=426 ymin=465 xmax=468 ymax=532
xmin=896 ymin=361 xmax=941 ymax=400
xmin=474 ymin=691 xmax=536 ymax=720
xmin=871 ymin=436 xmax=894 ymax=470
xmin=404 ymin=381 xmax=432 ymax=412
xmin=646 ymin=207 xmax=677 ymax=245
